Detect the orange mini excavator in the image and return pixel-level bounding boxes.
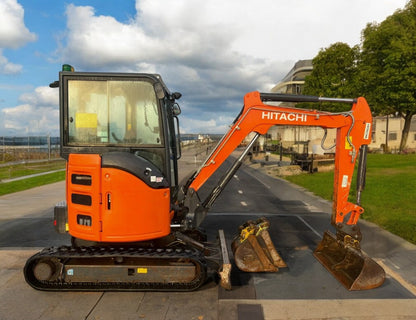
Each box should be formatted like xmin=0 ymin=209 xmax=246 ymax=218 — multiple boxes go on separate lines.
xmin=24 ymin=66 xmax=385 ymax=291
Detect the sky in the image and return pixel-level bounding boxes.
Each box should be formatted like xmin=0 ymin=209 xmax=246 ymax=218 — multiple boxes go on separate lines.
xmin=0 ymin=0 xmax=409 ymax=136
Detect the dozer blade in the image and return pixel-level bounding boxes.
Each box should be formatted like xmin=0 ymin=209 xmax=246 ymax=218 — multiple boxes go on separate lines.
xmin=231 ymin=218 xmax=286 ymax=272
xmin=314 ymin=231 xmax=385 ymax=290
xmin=218 ymin=229 xmax=232 ymax=290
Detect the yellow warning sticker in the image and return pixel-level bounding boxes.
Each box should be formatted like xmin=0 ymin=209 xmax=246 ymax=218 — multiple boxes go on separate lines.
xmin=345 ymin=136 xmax=353 ymax=150
xmin=75 ymin=112 xmax=97 ymax=128
xmin=137 ymin=268 xmax=148 ymax=274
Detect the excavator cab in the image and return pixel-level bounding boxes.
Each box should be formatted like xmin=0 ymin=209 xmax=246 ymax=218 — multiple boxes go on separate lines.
xmin=56 ymin=68 xmax=182 ymax=243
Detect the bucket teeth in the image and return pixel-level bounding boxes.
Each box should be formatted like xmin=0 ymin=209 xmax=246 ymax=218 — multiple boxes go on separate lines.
xmin=258 ymin=228 xmax=287 ymax=268
xmin=314 ymin=231 xmax=385 ymax=290
xmin=232 ymin=218 xmax=286 ymax=272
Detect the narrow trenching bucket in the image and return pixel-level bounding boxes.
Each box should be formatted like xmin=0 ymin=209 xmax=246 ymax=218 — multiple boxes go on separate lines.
xmin=314 ymin=231 xmax=385 ymax=290
xmin=231 ymin=218 xmax=287 ymax=272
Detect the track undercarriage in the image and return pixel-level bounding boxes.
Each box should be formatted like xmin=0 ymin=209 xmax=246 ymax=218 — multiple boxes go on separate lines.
xmin=24 ymin=218 xmax=287 ymax=292
xmin=24 ymin=233 xmax=214 ymax=292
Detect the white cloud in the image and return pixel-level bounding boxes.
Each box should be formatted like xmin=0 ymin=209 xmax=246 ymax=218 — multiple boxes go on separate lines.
xmin=61 ymin=2 xmax=239 ymax=69
xmin=179 ymin=116 xmax=234 ymax=134
xmin=1 ymin=86 xmax=59 ymax=135
xmin=56 ymin=0 xmax=407 ymax=133
xmin=0 ymin=49 xmax=22 ymax=74
xmin=19 ymin=86 xmax=59 ymax=106
xmin=58 ymin=2 xmax=288 ymax=132
xmin=0 ymin=0 xmax=37 ymax=48
xmin=61 ymin=0 xmax=407 ymax=66
xmin=0 ymin=0 xmax=37 ymax=75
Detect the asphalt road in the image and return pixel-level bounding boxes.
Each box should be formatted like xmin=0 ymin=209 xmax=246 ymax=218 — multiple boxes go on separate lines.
xmin=0 ymin=146 xmax=415 ymax=319
xmin=204 ymin=160 xmax=415 ymax=300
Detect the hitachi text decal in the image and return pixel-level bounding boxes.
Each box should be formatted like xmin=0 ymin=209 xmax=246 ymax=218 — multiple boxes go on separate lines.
xmin=262 ymin=111 xmax=307 ymax=122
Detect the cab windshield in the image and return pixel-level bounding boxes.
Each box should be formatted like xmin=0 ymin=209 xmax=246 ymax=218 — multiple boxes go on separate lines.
xmin=67 ymin=80 xmax=162 ymax=146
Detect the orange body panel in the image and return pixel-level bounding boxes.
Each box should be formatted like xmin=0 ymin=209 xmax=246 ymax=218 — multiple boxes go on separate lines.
xmin=67 ymin=154 xmax=102 ymax=241
xmin=67 ymin=154 xmax=171 ymax=242
xmin=101 ymin=168 xmax=170 ymax=242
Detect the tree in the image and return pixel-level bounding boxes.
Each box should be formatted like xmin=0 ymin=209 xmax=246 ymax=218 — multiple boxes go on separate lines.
xmin=360 ymin=0 xmax=416 ymax=151
xmin=303 ymin=42 xmax=360 ymax=111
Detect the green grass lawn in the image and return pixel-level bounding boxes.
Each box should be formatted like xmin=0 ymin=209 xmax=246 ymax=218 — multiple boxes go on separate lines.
xmin=0 ymin=161 xmax=66 ymax=196
xmin=0 ymin=160 xmax=65 ymax=180
xmin=285 ymin=153 xmax=416 ymax=244
xmin=0 ymin=171 xmax=65 ymax=196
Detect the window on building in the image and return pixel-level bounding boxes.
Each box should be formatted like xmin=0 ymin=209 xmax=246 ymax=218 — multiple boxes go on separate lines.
xmin=388 ymin=132 xmax=397 ymax=141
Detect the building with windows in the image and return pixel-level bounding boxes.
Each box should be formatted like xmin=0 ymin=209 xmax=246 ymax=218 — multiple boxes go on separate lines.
xmin=271 ymin=59 xmax=313 ymax=94
xmin=371 ymin=116 xmax=416 ymax=152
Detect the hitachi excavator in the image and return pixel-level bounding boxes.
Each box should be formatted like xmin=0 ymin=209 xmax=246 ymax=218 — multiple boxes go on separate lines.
xmin=24 ymin=65 xmax=385 ymax=292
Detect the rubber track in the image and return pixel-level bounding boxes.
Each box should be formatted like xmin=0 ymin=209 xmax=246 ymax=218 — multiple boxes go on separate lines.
xmin=24 ymin=245 xmax=207 ymax=292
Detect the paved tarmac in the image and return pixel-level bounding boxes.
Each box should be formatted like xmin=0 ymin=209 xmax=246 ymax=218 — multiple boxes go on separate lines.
xmin=0 ymin=145 xmax=415 ymax=319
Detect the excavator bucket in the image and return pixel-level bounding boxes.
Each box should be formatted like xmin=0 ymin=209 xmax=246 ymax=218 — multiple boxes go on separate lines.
xmin=314 ymin=231 xmax=385 ymax=290
xmin=231 ymin=218 xmax=286 ymax=272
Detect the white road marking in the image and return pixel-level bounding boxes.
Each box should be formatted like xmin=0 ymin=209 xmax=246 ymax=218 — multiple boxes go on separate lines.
xmin=238 ymin=190 xmax=243 ymax=194
xmin=244 ymin=169 xmax=271 ymax=189
xmin=208 ymin=212 xmax=279 ymax=216
xmin=240 ymin=201 xmax=248 ymax=206
xmin=302 ymin=201 xmax=320 ymax=212
xmin=296 ymin=215 xmax=322 ymax=238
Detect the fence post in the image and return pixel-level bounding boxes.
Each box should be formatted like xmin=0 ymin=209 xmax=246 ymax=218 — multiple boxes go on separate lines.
xmin=47 ymin=134 xmax=51 ymax=161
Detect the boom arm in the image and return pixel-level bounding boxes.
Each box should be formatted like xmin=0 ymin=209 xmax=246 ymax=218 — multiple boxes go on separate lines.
xmin=180 ymin=91 xmax=372 ymax=234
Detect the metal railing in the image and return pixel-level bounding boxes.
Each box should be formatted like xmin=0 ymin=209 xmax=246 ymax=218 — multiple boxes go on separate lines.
xmin=0 ymin=136 xmax=60 ymax=164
